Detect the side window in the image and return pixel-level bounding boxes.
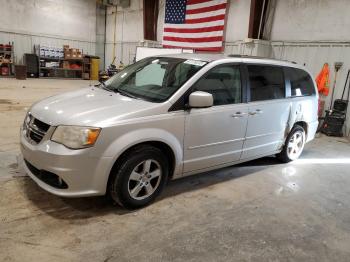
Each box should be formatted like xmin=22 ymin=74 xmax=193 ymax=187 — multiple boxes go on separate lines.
xmin=192 ymin=65 xmax=241 ymax=106
xmin=248 ymin=65 xmax=285 ymax=101
xmin=286 ymin=67 xmax=316 ymax=97
xmin=171 ymin=63 xmax=199 ymax=88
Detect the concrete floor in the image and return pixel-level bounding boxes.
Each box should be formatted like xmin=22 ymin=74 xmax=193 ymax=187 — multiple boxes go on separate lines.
xmin=1 ymin=78 xmax=350 ymax=262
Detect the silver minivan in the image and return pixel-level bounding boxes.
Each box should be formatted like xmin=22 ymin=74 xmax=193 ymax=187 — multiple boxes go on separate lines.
xmin=20 ymin=54 xmax=318 ymax=208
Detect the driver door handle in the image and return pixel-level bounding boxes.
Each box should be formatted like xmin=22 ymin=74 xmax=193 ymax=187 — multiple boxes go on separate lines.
xmin=249 ymin=109 xmax=263 ymax=115
xmin=231 ymin=112 xmax=245 ymax=118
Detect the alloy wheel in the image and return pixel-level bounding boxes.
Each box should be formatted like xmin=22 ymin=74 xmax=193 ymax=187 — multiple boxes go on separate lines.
xmin=127 ymin=159 xmax=162 ymax=200
xmin=287 ymin=130 xmax=305 ymax=160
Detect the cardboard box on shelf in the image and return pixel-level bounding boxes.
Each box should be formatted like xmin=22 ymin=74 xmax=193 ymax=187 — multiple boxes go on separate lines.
xmin=62 ymin=46 xmax=83 ymax=60
xmin=0 ymin=58 xmax=12 ymax=64
xmin=69 ymin=48 xmax=76 ymax=58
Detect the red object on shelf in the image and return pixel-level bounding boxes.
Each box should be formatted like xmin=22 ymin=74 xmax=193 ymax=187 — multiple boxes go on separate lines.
xmin=0 ymin=43 xmax=12 ymax=51
xmin=1 ymin=67 xmax=9 ymax=76
xmin=70 ymin=63 xmax=81 ymax=69
xmin=5 ymin=44 xmax=12 ymax=51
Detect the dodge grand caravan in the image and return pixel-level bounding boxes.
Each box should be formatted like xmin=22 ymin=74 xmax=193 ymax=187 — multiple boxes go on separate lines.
xmin=20 ymin=54 xmax=318 ymax=208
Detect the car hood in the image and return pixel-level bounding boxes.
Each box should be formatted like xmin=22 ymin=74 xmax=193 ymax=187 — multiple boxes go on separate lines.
xmin=30 ymin=87 xmax=161 ymax=127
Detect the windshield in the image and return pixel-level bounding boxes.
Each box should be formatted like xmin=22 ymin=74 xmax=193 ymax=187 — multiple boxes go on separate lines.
xmin=104 ymin=57 xmax=207 ymax=102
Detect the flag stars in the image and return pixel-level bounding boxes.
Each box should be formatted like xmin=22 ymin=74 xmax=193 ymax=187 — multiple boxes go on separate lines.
xmin=165 ymin=0 xmax=186 ymax=24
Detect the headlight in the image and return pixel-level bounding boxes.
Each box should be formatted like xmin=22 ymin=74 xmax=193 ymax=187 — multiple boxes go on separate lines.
xmin=51 ymin=126 xmax=101 ymax=149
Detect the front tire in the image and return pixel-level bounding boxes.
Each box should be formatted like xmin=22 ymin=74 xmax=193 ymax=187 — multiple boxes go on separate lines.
xmin=277 ymin=125 xmax=306 ymax=163
xmin=108 ymin=145 xmax=169 ymax=209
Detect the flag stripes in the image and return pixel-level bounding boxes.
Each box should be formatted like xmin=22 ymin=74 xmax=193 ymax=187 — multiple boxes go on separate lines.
xmin=162 ymin=0 xmax=228 ymax=52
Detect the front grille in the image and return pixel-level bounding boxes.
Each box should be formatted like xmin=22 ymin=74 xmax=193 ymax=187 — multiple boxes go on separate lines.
xmin=24 ymin=114 xmax=50 ymax=144
xmin=24 ymin=159 xmax=68 ymax=189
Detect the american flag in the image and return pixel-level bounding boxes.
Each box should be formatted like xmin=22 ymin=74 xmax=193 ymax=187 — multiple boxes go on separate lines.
xmin=162 ymin=0 xmax=228 ymax=52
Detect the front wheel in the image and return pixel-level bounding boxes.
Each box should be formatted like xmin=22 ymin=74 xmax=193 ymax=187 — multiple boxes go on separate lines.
xmin=277 ymin=125 xmax=306 ymax=163
xmin=108 ymin=145 xmax=169 ymax=209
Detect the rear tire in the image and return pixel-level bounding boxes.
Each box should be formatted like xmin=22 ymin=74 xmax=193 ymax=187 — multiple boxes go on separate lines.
xmin=108 ymin=145 xmax=169 ymax=209
xmin=277 ymin=125 xmax=306 ymax=163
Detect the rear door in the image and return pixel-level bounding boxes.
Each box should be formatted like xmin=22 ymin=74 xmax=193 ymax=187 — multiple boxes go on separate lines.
xmin=183 ymin=64 xmax=249 ymax=173
xmin=241 ymin=64 xmax=290 ymax=159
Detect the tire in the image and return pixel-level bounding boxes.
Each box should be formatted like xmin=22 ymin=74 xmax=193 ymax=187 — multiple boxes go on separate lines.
xmin=108 ymin=145 xmax=169 ymax=209
xmin=277 ymin=125 xmax=306 ymax=163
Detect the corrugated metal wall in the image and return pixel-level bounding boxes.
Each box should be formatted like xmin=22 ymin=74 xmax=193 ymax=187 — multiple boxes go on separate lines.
xmin=0 ymin=0 xmax=97 ymax=64
xmin=0 ymin=31 xmax=95 ymax=64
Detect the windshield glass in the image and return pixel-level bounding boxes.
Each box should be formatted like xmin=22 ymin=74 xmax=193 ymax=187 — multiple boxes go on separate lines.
xmin=104 ymin=57 xmax=207 ymax=102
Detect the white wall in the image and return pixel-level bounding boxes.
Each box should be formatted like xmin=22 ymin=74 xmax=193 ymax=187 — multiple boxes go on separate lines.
xmin=105 ymin=0 xmax=143 ymax=67
xmin=271 ymin=0 xmax=350 ymax=41
xmin=225 ymin=0 xmax=251 ymax=42
xmin=0 ymin=0 xmax=97 ymax=63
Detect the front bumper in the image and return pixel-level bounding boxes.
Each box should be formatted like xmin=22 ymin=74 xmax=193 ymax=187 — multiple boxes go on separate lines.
xmin=20 ymin=128 xmax=113 ymax=197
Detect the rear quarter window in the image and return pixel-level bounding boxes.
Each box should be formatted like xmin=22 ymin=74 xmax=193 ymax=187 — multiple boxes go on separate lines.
xmin=286 ymin=67 xmax=316 ymax=97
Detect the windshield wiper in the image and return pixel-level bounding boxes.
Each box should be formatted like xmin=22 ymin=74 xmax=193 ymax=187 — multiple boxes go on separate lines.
xmin=96 ymin=81 xmax=112 ymax=92
xmin=114 ymin=88 xmax=139 ymax=99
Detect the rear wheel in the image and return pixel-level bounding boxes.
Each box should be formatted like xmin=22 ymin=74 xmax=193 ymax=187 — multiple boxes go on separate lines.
xmin=277 ymin=125 xmax=306 ymax=163
xmin=108 ymin=145 xmax=169 ymax=209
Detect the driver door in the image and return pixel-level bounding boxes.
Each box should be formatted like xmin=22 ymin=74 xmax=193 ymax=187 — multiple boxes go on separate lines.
xmin=183 ymin=64 xmax=248 ymax=173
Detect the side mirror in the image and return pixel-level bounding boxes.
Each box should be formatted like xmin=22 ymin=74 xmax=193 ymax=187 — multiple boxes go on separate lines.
xmin=189 ymin=91 xmax=213 ymax=108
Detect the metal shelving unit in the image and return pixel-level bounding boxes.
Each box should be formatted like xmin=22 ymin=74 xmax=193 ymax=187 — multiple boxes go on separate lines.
xmin=83 ymin=56 xmax=91 ymax=80
xmin=0 ymin=42 xmax=14 ymax=77
xmin=35 ymin=45 xmax=83 ymax=79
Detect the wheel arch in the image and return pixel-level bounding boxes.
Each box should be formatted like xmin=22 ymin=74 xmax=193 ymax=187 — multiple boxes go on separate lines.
xmin=294 ymin=121 xmax=308 ymax=136
xmin=283 ymin=120 xmax=308 ymax=147
xmin=102 ymin=128 xmax=183 ymax=193
xmin=109 ymin=140 xmax=177 ymax=179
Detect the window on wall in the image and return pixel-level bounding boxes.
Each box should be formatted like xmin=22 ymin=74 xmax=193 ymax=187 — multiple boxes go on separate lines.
xmin=192 ymin=65 xmax=242 ymax=106
xmin=248 ymin=65 xmax=285 ymax=101
xmin=248 ymin=0 xmax=270 ymax=39
xmin=143 ymin=0 xmax=159 ymax=41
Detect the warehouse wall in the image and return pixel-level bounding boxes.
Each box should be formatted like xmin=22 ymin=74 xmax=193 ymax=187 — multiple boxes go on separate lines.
xmin=105 ymin=0 xmax=251 ymax=67
xmin=105 ymin=0 xmax=143 ymax=68
xmin=271 ymin=0 xmax=350 ymax=41
xmin=0 ymin=0 xmax=96 ymax=63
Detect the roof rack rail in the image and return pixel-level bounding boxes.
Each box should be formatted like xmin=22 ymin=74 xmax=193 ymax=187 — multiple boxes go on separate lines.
xmin=228 ymin=54 xmax=298 ymax=64
xmin=228 ymin=54 xmax=263 ymax=58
